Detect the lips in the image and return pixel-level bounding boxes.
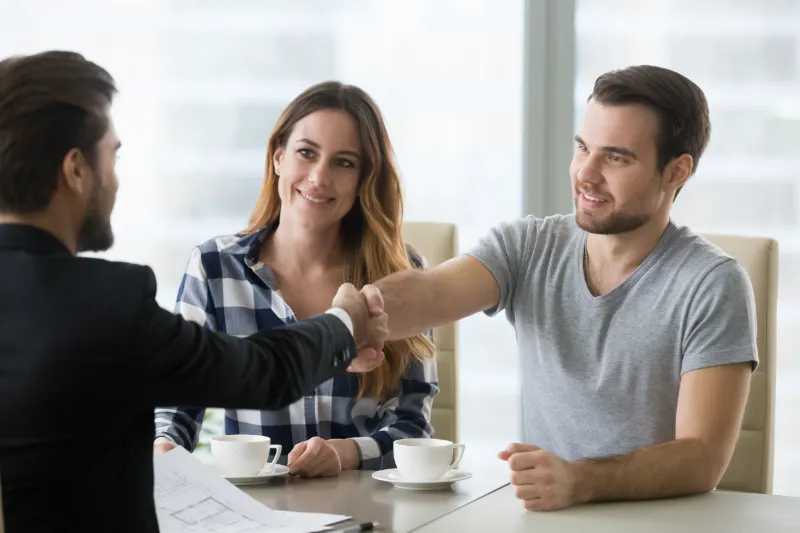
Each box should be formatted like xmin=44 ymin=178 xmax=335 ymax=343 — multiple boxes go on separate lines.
xmin=297 ymin=189 xmax=333 ymax=203
xmin=581 ymin=192 xmax=608 ymax=203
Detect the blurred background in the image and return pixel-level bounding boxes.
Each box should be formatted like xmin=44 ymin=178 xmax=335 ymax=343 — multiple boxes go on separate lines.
xmin=1 ymin=0 xmax=797 ymax=495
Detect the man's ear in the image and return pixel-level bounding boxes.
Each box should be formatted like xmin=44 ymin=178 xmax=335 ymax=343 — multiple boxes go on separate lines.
xmin=663 ymin=153 xmax=693 ymax=195
xmin=60 ymin=148 xmax=92 ymax=195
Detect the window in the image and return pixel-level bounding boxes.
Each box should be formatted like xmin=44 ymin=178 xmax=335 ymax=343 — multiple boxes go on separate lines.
xmin=576 ymin=0 xmax=800 ymax=495
xmin=1 ymin=0 xmax=524 ymax=457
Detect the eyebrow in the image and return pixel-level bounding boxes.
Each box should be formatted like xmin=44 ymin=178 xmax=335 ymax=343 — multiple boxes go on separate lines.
xmin=574 ymin=135 xmax=637 ymax=159
xmin=296 ymin=138 xmax=360 ymax=160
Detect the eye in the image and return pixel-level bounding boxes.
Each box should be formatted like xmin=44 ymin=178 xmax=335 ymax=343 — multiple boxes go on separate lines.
xmin=607 ymin=154 xmax=627 ymax=164
xmin=297 ymin=148 xmax=315 ymax=160
xmin=334 ymin=158 xmax=355 ymax=169
xmin=576 ymin=143 xmax=588 ymax=153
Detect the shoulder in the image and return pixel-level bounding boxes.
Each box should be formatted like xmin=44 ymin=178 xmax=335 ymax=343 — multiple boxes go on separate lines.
xmin=74 ymin=256 xmax=156 ymax=293
xmin=191 ymin=232 xmax=253 ymax=263
xmin=653 ymin=224 xmax=755 ymax=308
xmin=66 ymin=257 xmax=159 ymax=341
xmin=475 ymin=213 xmax=579 ymax=258
xmin=533 ymin=213 xmax=582 ymax=242
xmin=489 ymin=213 xmax=579 ymax=241
xmin=694 ymin=255 xmax=752 ymax=297
xmin=184 ymin=232 xmax=259 ymax=281
xmin=405 ymin=243 xmax=428 ymax=270
xmin=666 ymin=224 xmax=746 ymax=281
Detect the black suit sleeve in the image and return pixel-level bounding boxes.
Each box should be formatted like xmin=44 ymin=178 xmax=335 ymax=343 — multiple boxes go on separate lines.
xmin=131 ymin=267 xmax=357 ymax=409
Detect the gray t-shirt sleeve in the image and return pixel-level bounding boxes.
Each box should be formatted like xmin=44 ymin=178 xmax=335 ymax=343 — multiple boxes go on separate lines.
xmin=681 ymin=258 xmax=759 ymax=375
xmin=466 ymin=216 xmax=536 ymax=318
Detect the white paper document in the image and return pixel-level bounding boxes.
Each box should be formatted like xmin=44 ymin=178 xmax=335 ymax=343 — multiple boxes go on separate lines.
xmin=153 ymin=447 xmax=349 ymax=533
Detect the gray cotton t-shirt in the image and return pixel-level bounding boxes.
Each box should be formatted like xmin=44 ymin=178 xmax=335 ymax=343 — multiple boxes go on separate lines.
xmin=468 ymin=214 xmax=758 ymax=461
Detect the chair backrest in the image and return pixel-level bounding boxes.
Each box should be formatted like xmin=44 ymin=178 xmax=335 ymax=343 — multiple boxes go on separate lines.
xmin=402 ymin=222 xmax=459 ymax=443
xmin=701 ymin=234 xmax=778 ymax=494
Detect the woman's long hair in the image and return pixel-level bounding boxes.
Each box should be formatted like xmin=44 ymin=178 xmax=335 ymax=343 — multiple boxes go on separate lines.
xmin=245 ymin=81 xmax=435 ymax=400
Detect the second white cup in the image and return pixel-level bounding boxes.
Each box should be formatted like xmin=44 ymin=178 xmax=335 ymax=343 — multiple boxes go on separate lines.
xmin=393 ymin=438 xmax=465 ymax=482
xmin=210 ymin=434 xmax=282 ymax=477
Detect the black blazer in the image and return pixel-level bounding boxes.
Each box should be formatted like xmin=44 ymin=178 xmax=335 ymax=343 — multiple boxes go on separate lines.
xmin=0 ymin=224 xmax=357 ymax=532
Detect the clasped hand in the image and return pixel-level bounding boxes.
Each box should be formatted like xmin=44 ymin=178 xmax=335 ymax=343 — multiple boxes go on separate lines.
xmin=499 ymin=443 xmax=580 ymax=511
xmin=331 ymin=283 xmax=388 ymax=373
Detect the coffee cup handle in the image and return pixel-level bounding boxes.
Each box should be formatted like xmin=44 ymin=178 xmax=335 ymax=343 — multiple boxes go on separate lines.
xmin=260 ymin=444 xmax=282 ymax=472
xmin=449 ymin=444 xmax=465 ymax=469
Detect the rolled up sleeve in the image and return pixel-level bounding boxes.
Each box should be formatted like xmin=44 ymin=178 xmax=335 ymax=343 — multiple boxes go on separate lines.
xmin=351 ymin=354 xmax=439 ymax=470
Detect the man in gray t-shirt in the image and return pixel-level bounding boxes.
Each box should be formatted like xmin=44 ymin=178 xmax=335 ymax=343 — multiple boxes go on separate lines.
xmin=471 ymin=212 xmax=756 ymax=465
xmin=355 ymin=65 xmax=757 ymax=511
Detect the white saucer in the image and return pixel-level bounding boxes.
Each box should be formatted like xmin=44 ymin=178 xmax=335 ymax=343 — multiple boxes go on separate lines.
xmin=372 ymin=468 xmax=472 ymax=491
xmin=215 ymin=464 xmax=290 ymax=486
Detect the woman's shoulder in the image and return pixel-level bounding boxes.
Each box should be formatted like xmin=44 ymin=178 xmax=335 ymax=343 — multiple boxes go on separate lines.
xmin=404 ymin=243 xmax=428 ymax=270
xmin=193 ymin=232 xmax=253 ymax=255
xmin=182 ymin=232 xmax=260 ymax=282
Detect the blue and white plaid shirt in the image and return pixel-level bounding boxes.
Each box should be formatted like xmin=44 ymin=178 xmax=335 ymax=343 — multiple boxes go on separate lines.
xmin=154 ymin=228 xmax=439 ymax=470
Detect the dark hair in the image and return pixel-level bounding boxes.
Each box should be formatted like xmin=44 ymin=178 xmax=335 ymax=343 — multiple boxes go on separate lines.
xmin=0 ymin=50 xmax=117 ymax=213
xmin=589 ymin=65 xmax=710 ymax=198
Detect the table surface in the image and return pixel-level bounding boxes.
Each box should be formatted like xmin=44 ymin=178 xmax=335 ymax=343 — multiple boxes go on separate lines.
xmin=241 ymin=457 xmax=510 ymax=533
xmin=240 ymin=454 xmax=800 ymax=533
xmin=413 ymin=484 xmax=800 ymax=533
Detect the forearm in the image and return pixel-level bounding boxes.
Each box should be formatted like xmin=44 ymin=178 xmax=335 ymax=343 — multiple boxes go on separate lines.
xmin=572 ymin=438 xmax=722 ymax=504
xmin=374 ymin=255 xmax=500 ymax=340
xmin=143 ymin=306 xmax=356 ymax=409
xmin=375 ymin=269 xmax=450 ymax=340
xmin=329 ymin=439 xmax=360 ymax=470
xmin=245 ymin=315 xmax=357 ymax=406
xmin=350 ymin=409 xmax=435 ymax=470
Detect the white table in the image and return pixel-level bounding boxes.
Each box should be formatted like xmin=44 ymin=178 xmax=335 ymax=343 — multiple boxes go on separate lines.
xmin=242 ymin=457 xmax=510 ymax=533
xmin=414 ymin=485 xmax=800 ymax=533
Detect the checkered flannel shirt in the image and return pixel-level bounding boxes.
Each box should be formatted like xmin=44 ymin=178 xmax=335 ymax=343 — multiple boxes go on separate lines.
xmin=154 ymin=228 xmax=439 ymax=470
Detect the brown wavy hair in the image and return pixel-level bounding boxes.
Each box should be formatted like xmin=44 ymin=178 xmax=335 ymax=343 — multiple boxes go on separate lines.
xmin=245 ymin=81 xmax=435 ymax=400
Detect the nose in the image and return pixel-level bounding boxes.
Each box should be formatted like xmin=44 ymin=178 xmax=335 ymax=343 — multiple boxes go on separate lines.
xmin=307 ymin=163 xmax=332 ymax=187
xmin=575 ymin=154 xmax=604 ymax=185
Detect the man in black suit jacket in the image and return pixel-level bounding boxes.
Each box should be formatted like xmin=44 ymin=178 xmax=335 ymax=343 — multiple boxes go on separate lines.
xmin=0 ymin=51 xmax=387 ymax=532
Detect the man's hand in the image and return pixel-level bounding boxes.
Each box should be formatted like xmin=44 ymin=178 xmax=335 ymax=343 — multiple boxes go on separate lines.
xmin=287 ymin=437 xmax=343 ymax=478
xmin=332 ymin=283 xmax=388 ymax=373
xmin=499 ymin=443 xmax=578 ymax=511
xmin=360 ymin=284 xmax=384 ymax=317
xmin=153 ymin=437 xmax=178 ymax=454
xmin=346 ymin=348 xmax=384 ymax=373
xmin=332 ymin=283 xmax=388 ymax=350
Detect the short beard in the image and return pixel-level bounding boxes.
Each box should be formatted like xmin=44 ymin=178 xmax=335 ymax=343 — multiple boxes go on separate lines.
xmin=77 ymin=171 xmax=113 ymax=253
xmin=575 ymin=202 xmax=650 ymax=235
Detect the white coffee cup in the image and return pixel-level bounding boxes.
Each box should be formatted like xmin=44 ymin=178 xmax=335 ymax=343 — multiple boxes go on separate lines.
xmin=210 ymin=435 xmax=282 ymax=477
xmin=393 ymin=438 xmax=466 ymax=482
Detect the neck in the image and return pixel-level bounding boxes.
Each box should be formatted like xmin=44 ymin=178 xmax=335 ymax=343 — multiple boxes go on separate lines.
xmin=0 ymin=212 xmax=78 ymax=254
xmin=265 ymin=217 xmax=345 ymax=274
xmin=586 ymin=214 xmax=670 ymax=275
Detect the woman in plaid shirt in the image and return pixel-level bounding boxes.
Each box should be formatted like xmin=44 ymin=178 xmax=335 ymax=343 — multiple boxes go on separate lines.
xmin=153 ymin=82 xmax=439 ymax=476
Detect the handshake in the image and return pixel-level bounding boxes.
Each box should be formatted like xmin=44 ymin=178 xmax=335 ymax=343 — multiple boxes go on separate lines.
xmin=331 ymin=283 xmax=389 ymax=373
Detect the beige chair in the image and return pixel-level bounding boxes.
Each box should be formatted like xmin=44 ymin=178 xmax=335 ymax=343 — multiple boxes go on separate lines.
xmin=402 ymin=222 xmax=459 ymax=443
xmin=702 ymin=234 xmax=778 ymax=494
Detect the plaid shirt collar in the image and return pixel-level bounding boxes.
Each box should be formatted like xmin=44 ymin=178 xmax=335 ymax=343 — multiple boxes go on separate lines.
xmin=220 ymin=225 xmax=279 ymax=289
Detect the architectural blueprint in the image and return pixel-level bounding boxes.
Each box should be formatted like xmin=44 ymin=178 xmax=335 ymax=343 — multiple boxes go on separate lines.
xmin=153 ymin=447 xmax=348 ymax=533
